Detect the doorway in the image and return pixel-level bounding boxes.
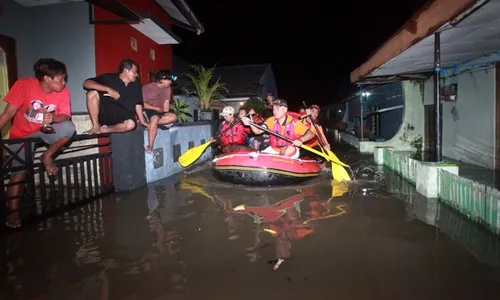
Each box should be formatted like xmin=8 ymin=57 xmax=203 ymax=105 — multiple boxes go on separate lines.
xmin=0 ymin=34 xmax=17 ymax=140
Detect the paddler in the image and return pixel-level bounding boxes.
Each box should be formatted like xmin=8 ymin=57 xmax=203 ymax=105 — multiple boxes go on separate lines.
xmin=241 ymin=98 xmax=315 ymax=158
xmin=299 ymin=104 xmax=330 ymax=162
xmin=210 ymin=106 xmax=252 ymax=153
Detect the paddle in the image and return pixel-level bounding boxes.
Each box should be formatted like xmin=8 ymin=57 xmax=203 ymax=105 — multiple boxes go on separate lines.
xmin=246 ymin=120 xmax=350 ymax=171
xmin=178 ymin=113 xmax=248 ymax=167
xmin=302 ymin=101 xmax=352 ymax=181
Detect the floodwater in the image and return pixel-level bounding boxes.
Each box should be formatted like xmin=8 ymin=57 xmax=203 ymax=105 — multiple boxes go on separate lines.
xmin=2 ymin=145 xmax=500 ymax=300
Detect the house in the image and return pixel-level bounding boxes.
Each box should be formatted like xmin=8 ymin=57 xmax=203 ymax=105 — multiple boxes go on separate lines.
xmin=0 ymin=0 xmax=203 ymax=132
xmin=346 ymin=0 xmax=500 ymax=170
xmin=211 ymin=63 xmax=278 ymax=112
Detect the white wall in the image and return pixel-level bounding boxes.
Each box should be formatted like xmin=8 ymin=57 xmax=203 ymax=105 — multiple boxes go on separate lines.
xmin=0 ymin=0 xmax=96 ymax=113
xmin=424 ymin=67 xmax=496 ymax=168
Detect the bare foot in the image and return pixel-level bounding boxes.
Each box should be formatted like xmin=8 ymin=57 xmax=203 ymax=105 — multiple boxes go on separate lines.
xmin=83 ymin=127 xmax=100 ymax=135
xmin=5 ymin=210 xmax=21 ymax=228
xmin=144 ymin=145 xmax=153 ymax=153
xmin=40 ymin=153 xmax=59 ymax=175
xmin=99 ymin=125 xmax=111 ymax=133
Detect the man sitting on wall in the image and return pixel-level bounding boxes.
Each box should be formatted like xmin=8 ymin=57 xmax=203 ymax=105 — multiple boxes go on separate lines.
xmin=0 ymin=58 xmax=76 ymax=228
xmin=139 ymin=69 xmax=178 ymax=153
xmin=83 ymin=58 xmax=148 ymax=135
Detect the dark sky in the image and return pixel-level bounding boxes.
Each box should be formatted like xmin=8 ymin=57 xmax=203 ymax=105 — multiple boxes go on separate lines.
xmin=173 ymin=0 xmax=429 ymax=107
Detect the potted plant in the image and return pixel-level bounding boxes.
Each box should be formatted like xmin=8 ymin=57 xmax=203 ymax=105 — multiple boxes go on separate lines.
xmin=185 ymin=64 xmax=227 ymax=121
xmin=170 ymin=97 xmax=193 ymax=123
xmin=242 ymin=96 xmax=265 ymax=115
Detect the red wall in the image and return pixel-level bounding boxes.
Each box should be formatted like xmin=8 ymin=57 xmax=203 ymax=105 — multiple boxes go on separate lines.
xmin=94 ymin=0 xmax=173 ymax=80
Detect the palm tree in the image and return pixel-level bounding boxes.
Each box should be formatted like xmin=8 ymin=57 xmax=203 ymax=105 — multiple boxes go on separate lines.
xmin=184 ymin=64 xmax=227 ymax=111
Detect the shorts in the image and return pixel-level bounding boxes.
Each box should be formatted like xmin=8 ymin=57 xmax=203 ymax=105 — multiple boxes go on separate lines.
xmin=142 ymin=109 xmax=174 ymax=130
xmin=97 ymin=92 xmax=135 ymax=126
xmin=7 ymin=120 xmax=76 ymax=175
xmin=262 ymin=145 xmax=300 ymax=159
xmin=143 ymin=109 xmax=165 ymax=120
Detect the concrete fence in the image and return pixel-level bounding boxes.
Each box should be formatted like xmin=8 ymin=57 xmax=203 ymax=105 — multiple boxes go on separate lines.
xmin=375 ymin=147 xmax=500 ymax=234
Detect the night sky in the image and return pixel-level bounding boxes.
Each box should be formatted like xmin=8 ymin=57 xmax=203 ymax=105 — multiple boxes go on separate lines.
xmin=173 ymin=0 xmax=430 ymax=108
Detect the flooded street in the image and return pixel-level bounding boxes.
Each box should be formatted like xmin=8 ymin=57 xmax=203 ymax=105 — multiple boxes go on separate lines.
xmin=2 ymin=146 xmax=500 ymax=300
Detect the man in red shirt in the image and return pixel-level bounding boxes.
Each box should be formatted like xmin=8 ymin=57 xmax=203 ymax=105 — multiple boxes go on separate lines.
xmin=0 ymin=58 xmax=76 ymax=228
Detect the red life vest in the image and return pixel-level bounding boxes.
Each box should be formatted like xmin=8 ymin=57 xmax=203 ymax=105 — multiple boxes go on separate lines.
xmin=219 ymin=121 xmax=247 ymax=146
xmin=269 ymin=116 xmax=299 ymax=148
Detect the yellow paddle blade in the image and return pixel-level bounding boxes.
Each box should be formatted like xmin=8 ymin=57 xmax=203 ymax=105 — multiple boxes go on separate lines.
xmin=327 ymin=150 xmax=351 ymax=182
xmin=299 ymin=144 xmax=351 ymax=181
xmin=178 ymin=141 xmax=213 ymax=167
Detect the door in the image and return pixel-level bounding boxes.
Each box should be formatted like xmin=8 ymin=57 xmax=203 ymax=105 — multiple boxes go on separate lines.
xmin=0 ymin=34 xmax=17 ymax=140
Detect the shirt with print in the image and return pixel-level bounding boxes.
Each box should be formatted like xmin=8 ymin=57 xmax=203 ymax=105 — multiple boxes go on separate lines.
xmin=86 ymin=73 xmax=143 ymax=113
xmin=264 ymin=115 xmax=308 ymax=151
xmin=142 ymin=82 xmax=172 ymax=108
xmin=3 ymin=78 xmax=71 ymax=139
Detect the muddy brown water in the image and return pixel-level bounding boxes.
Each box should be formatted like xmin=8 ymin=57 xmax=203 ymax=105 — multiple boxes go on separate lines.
xmin=2 ymin=145 xmax=500 ymax=299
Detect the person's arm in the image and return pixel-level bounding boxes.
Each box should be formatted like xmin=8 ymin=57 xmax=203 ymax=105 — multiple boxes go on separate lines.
xmin=317 ymin=125 xmax=330 ymax=149
xmin=134 ymin=82 xmax=148 ymax=126
xmin=1 ymin=80 xmax=25 ymax=130
xmin=83 ymin=74 xmax=119 ymax=100
xmin=291 ymin=121 xmax=315 ymax=147
xmin=241 ymin=117 xmax=267 ymax=135
xmin=0 ymin=104 xmax=18 ymax=131
xmin=162 ymin=87 xmax=172 ymax=113
xmin=143 ymin=102 xmax=163 ymax=112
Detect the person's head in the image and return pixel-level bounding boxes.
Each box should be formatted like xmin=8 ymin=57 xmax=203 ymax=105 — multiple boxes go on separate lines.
xmin=155 ymin=69 xmax=177 ymax=88
xmin=309 ymin=104 xmax=320 ymax=120
xmin=33 ymin=58 xmax=67 ymax=93
xmin=238 ymin=107 xmax=247 ymax=119
xmin=272 ymin=98 xmax=288 ymax=120
xmin=266 ymin=93 xmax=274 ymax=103
xmin=118 ymin=58 xmax=139 ymax=83
xmin=220 ymin=106 xmax=235 ymax=122
xmin=299 ymin=108 xmax=306 ymax=115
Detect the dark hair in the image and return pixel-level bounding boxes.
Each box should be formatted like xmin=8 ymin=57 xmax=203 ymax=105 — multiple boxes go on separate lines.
xmin=118 ymin=58 xmax=139 ymax=73
xmin=156 ymin=69 xmax=173 ymax=82
xmin=33 ymin=58 xmax=67 ymax=81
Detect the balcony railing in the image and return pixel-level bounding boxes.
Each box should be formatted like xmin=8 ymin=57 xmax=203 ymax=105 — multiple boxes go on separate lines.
xmin=1 ymin=134 xmax=114 ymax=225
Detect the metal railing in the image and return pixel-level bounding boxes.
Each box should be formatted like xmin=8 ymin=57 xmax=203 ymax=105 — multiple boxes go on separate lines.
xmin=1 ymin=134 xmax=114 ymax=224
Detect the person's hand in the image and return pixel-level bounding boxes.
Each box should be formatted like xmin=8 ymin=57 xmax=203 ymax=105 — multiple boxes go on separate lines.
xmin=292 ymin=139 xmax=303 ymax=147
xmin=156 ymin=107 xmax=164 ymax=113
xmin=241 ymin=117 xmax=251 ymax=126
xmin=141 ymin=121 xmax=150 ymax=129
xmin=43 ymin=112 xmax=53 ymax=124
xmin=209 ymin=137 xmax=215 ymax=143
xmin=305 ymin=108 xmax=312 ymax=116
xmin=105 ymin=87 xmax=120 ymax=100
xmin=324 ymin=144 xmax=331 ymax=151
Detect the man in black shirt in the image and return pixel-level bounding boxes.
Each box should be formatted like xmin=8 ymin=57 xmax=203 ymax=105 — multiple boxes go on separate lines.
xmin=82 ymin=58 xmax=148 ymax=134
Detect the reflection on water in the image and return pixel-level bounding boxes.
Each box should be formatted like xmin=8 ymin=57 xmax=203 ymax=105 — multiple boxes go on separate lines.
xmin=2 ymin=152 xmax=500 ymax=299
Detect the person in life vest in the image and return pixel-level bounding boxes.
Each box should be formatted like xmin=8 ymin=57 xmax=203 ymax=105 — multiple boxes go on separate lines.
xmin=241 ymin=98 xmax=315 ymax=159
xmin=211 ymin=106 xmax=252 ymax=153
xmin=299 ymin=104 xmax=330 ymax=162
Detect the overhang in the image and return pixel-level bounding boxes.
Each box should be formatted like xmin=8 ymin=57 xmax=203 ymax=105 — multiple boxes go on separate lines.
xmin=130 ymin=13 xmax=182 ymax=44
xmin=155 ymin=0 xmax=204 ymax=34
xmin=351 ymin=0 xmax=498 ymax=84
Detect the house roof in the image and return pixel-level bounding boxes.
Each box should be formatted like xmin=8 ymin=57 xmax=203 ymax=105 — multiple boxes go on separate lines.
xmin=214 ymin=64 xmax=269 ymax=98
xmin=350 ymin=0 xmax=485 ymax=83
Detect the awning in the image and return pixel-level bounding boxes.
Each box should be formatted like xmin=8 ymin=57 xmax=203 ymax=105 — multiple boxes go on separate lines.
xmin=351 ymin=0 xmax=499 ymax=83
xmin=155 ymin=0 xmax=204 ymax=34
xmin=130 ymin=13 xmax=182 ymax=44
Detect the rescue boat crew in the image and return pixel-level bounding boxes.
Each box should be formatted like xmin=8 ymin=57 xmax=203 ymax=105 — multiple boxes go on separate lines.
xmin=242 ymin=98 xmax=315 ymax=158
xmin=213 ymin=106 xmax=252 ymax=153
